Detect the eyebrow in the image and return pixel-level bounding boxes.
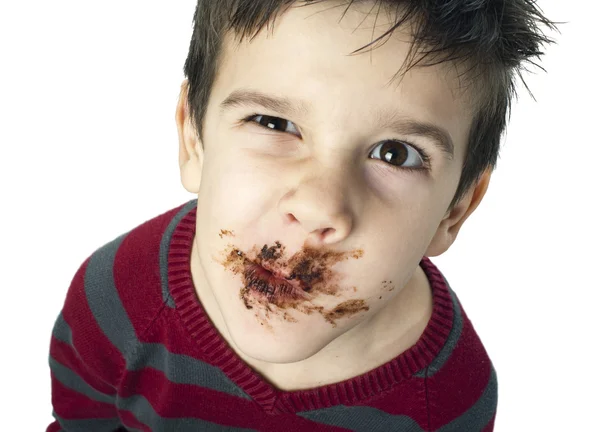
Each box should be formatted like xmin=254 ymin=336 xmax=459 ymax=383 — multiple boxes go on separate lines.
xmin=219 ymin=89 xmax=454 ymax=161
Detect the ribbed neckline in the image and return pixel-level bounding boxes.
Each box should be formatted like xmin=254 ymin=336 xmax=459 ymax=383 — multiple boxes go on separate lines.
xmin=168 ymin=202 xmax=454 ymax=415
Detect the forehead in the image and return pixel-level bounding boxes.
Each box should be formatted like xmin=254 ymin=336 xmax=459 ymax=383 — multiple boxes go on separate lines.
xmin=212 ymin=1 xmax=473 ymax=161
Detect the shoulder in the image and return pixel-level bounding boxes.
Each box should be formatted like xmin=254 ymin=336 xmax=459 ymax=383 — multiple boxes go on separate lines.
xmin=87 ymin=198 xmax=197 ymax=329
xmin=58 ymin=199 xmax=198 ymax=369
xmin=424 ymin=283 xmax=498 ymax=430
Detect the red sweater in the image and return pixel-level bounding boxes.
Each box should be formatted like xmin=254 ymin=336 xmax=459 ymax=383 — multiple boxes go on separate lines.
xmin=47 ymin=199 xmax=497 ymax=431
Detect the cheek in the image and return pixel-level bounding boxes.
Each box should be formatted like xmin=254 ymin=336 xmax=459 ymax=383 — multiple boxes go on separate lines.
xmin=202 ymin=150 xmax=275 ymax=216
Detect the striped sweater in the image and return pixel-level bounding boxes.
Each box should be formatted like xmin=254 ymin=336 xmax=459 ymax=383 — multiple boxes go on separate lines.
xmin=47 ymin=199 xmax=498 ymax=431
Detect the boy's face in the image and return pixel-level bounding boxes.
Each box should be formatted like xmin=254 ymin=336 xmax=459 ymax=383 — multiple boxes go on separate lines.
xmin=177 ymin=1 xmax=489 ymax=364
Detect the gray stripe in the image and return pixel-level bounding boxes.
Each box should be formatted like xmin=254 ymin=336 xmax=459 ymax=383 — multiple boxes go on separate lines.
xmin=298 ymin=406 xmax=424 ymax=432
xmin=118 ymin=394 xmax=256 ymax=431
xmin=84 ymin=231 xmax=137 ymax=356
xmin=52 ymin=412 xmax=128 ymax=432
xmin=414 ymin=282 xmax=463 ymax=378
xmin=49 ymin=355 xmax=115 ymax=404
xmin=129 ymin=341 xmax=251 ymax=400
xmin=160 ymin=199 xmax=198 ymax=308
xmin=298 ymin=365 xmax=497 ymax=432
xmin=52 ymin=312 xmax=72 ymax=345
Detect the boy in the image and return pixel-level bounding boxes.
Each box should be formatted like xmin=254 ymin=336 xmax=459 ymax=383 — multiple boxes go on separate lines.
xmin=47 ymin=0 xmax=555 ymax=430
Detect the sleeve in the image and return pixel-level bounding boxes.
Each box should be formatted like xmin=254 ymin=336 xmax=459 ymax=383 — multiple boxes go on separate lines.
xmin=46 ymin=255 xmax=128 ymax=432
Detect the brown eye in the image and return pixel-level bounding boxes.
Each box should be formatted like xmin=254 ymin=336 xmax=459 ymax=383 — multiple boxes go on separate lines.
xmin=249 ymin=115 xmax=299 ymax=135
xmin=369 ymin=140 xmax=428 ymax=172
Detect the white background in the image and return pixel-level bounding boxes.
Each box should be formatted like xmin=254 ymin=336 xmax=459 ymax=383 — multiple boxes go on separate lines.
xmin=1 ymin=1 xmax=598 ymax=430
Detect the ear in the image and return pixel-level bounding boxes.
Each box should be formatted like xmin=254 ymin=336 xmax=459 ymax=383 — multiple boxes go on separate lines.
xmin=176 ymin=80 xmax=204 ymax=194
xmin=425 ymin=167 xmax=492 ymax=257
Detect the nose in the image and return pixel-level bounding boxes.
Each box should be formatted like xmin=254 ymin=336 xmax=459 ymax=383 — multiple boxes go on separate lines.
xmin=286 ymin=213 xmax=350 ymax=246
xmin=280 ymin=172 xmax=354 ymax=246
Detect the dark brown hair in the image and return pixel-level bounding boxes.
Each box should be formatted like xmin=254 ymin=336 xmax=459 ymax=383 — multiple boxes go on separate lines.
xmin=183 ymin=0 xmax=558 ymax=212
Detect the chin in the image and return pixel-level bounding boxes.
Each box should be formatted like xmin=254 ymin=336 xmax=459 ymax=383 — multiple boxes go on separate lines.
xmin=224 ymin=311 xmax=342 ymax=364
xmin=234 ymin=334 xmax=326 ymax=364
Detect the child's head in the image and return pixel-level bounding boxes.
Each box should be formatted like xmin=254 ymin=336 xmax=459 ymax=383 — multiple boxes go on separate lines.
xmin=176 ymin=0 xmax=555 ymax=364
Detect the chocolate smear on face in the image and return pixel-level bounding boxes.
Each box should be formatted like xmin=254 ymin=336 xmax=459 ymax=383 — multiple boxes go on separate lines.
xmin=322 ymin=299 xmax=370 ymax=327
xmin=214 ymin=232 xmax=370 ymax=328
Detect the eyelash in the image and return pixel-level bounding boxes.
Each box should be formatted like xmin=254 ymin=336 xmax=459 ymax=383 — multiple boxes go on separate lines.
xmin=240 ymin=113 xmax=432 ymax=173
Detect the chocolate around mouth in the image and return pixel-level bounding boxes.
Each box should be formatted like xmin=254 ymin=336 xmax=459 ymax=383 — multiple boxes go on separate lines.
xmin=215 ymin=237 xmax=372 ymax=328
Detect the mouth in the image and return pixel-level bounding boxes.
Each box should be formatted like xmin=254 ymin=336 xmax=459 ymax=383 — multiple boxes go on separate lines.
xmin=259 ymin=261 xmax=294 ymax=281
xmin=243 ymin=261 xmax=311 ymax=305
xmin=218 ymin=241 xmax=368 ymax=325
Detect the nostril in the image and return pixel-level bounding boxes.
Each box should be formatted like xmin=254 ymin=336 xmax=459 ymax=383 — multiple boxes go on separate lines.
xmin=323 ymin=228 xmax=335 ymax=237
xmin=313 ymin=228 xmax=335 ymax=243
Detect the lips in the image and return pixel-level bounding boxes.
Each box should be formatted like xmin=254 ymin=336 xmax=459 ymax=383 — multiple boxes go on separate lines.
xmin=243 ymin=261 xmax=310 ymax=304
xmin=259 ymin=262 xmax=294 ymax=281
xmin=257 ymin=262 xmax=304 ymax=291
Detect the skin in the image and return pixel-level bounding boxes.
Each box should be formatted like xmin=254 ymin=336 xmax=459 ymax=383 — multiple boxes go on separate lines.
xmin=175 ymin=1 xmax=490 ymax=391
